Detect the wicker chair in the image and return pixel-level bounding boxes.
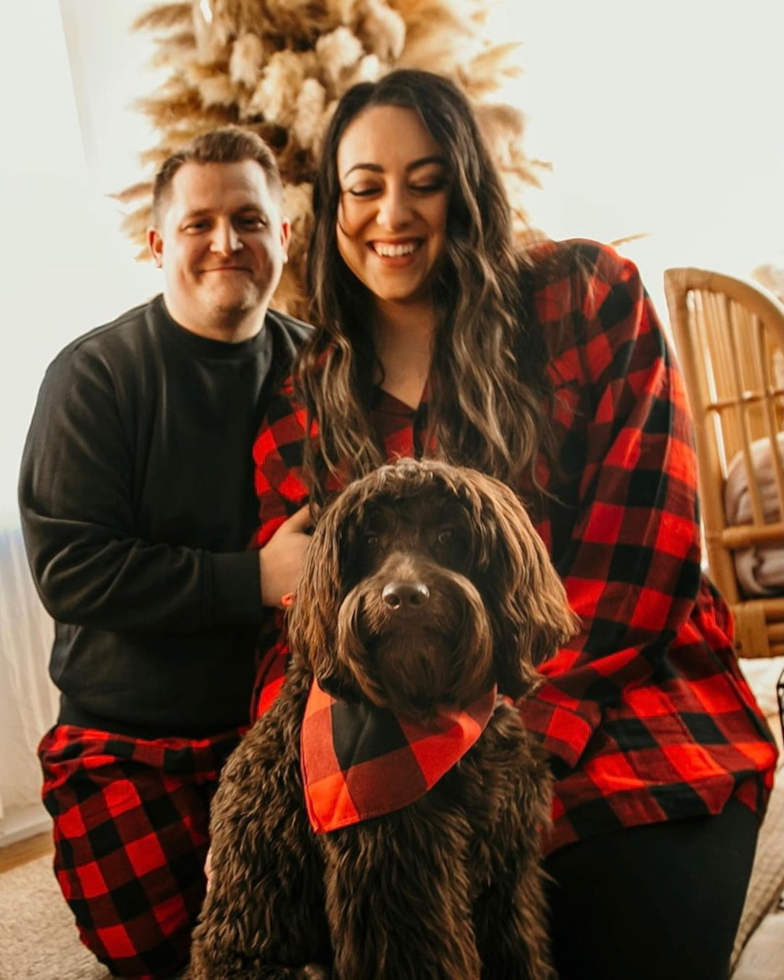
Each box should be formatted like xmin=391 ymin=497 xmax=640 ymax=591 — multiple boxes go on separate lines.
xmin=664 ymin=267 xmax=784 ymax=659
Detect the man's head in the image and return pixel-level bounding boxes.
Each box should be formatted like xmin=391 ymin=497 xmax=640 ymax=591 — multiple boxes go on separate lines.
xmin=148 ymin=127 xmax=290 ymax=343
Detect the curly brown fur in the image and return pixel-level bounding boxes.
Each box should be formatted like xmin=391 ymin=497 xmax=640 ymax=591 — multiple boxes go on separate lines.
xmin=189 ymin=459 xmax=577 ymax=979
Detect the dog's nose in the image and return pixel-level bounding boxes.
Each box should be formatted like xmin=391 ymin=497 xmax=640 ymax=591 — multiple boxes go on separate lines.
xmin=381 ymin=580 xmax=430 ymax=610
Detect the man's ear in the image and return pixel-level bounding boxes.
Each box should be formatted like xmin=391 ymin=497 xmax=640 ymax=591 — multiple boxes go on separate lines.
xmin=147 ymin=227 xmax=163 ymax=268
xmin=280 ymin=218 xmax=291 ymax=263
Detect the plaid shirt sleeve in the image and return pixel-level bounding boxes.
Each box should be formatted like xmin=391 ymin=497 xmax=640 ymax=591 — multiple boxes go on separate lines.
xmin=517 ymin=241 xmax=705 ymax=770
xmin=251 ymin=380 xmax=312 ymax=547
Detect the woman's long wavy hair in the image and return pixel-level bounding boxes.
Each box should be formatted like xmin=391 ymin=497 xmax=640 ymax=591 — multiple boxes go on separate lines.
xmin=299 ymin=69 xmax=555 ymax=505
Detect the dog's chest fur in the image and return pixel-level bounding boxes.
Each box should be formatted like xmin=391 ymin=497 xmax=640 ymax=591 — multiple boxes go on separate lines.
xmin=210 ymin=662 xmax=550 ymax=977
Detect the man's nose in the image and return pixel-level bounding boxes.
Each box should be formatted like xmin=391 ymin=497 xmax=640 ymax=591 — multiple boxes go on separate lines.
xmin=210 ymin=219 xmax=242 ymax=255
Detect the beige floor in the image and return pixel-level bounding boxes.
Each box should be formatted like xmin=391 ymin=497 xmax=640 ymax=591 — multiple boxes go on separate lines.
xmin=733 ymin=901 xmax=784 ymax=980
xmin=732 ymin=657 xmax=784 ymax=980
xmin=0 ymin=830 xmax=51 ymax=874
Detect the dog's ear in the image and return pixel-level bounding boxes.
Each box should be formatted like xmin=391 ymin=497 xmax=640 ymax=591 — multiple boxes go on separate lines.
xmin=287 ymin=489 xmax=361 ymax=698
xmin=469 ymin=474 xmax=579 ymax=698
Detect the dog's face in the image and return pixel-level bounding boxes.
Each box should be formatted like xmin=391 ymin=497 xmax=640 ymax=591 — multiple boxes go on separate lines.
xmin=288 ymin=460 xmax=577 ymax=721
xmin=334 ymin=486 xmax=494 ymax=717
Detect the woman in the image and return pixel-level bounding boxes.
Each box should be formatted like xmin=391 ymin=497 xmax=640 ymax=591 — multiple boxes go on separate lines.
xmin=251 ymin=70 xmax=777 ymax=980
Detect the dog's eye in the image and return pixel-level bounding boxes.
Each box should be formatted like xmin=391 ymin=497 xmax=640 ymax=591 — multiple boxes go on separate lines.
xmin=364 ymin=533 xmax=380 ymax=550
xmin=437 ymin=528 xmax=455 ymax=546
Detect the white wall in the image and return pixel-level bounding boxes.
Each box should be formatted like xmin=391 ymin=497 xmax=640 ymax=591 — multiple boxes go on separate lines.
xmin=492 ymin=0 xmax=784 ymax=316
xmin=0 ymin=0 xmax=162 ymax=838
xmin=0 ymin=0 xmax=160 ymax=525
xmin=1 ymin=0 xmax=783 ymax=522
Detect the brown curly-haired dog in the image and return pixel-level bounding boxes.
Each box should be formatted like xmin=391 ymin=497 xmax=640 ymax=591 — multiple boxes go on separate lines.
xmin=188 ymin=459 xmax=576 ymax=980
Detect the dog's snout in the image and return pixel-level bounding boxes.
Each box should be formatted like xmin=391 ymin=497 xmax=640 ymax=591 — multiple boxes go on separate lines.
xmin=381 ymin=580 xmax=430 ymax=610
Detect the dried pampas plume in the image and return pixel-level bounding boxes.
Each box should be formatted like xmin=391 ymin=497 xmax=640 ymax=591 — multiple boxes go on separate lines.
xmin=229 ymin=32 xmax=265 ymax=88
xmin=121 ymin=0 xmax=544 ymax=317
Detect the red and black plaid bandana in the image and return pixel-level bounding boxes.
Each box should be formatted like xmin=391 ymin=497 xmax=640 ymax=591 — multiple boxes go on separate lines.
xmin=301 ymin=679 xmax=498 ymax=833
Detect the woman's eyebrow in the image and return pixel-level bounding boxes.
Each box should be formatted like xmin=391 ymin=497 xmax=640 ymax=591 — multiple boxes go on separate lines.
xmin=342 ymin=163 xmax=383 ymax=179
xmin=342 ymin=155 xmax=447 ymax=179
xmin=406 ymin=155 xmax=447 ymax=173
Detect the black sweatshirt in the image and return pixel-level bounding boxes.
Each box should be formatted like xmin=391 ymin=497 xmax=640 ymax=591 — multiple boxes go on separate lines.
xmin=19 ymin=295 xmax=310 ymax=737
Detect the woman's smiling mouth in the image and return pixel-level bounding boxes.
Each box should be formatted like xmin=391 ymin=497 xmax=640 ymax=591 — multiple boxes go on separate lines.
xmin=369 ymin=240 xmax=422 ymax=258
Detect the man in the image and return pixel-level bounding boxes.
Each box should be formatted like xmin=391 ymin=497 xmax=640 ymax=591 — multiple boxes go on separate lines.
xmin=19 ymin=128 xmax=311 ymax=980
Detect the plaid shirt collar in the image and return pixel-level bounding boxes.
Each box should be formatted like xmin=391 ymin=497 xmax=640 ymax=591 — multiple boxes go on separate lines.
xmin=301 ymin=678 xmax=498 ymax=833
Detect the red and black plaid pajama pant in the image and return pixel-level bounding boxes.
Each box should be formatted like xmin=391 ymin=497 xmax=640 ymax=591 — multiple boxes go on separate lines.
xmin=38 ymin=724 xmax=243 ymax=980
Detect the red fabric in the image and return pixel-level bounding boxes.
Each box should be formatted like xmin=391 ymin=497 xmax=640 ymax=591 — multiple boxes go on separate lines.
xmin=252 ymin=239 xmax=778 ymax=854
xmin=300 ymin=680 xmax=498 ymax=833
xmin=38 ymin=724 xmax=242 ymax=980
xmin=252 ymin=629 xmax=289 ymax=717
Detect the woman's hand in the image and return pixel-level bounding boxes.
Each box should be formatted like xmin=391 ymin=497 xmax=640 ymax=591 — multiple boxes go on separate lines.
xmin=259 ymin=505 xmax=312 ymax=607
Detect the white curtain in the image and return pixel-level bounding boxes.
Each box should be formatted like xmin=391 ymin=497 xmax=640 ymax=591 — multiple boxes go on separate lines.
xmin=0 ymin=520 xmax=58 ymax=824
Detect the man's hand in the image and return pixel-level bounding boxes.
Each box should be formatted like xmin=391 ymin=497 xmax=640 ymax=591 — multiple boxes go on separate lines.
xmin=259 ymin=505 xmax=312 ymax=607
xmin=204 ymin=845 xmax=213 ymax=892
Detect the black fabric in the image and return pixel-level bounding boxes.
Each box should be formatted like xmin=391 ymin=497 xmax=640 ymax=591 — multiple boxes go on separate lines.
xmin=545 ymin=799 xmax=760 ymax=980
xmin=19 ymin=295 xmax=310 ymax=736
xmin=330 ymin=698 xmax=410 ymax=767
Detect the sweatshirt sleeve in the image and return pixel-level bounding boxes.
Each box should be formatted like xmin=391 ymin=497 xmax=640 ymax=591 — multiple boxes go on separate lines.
xmin=19 ymin=345 xmax=263 ymax=633
xmin=518 ymin=242 xmax=704 ymax=770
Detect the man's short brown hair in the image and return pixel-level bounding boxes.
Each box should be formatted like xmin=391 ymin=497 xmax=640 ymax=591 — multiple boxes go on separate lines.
xmin=151 ymin=127 xmax=284 ymax=224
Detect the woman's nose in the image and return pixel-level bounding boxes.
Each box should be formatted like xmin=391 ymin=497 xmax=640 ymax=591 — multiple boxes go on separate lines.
xmin=377 ymin=188 xmax=413 ymax=230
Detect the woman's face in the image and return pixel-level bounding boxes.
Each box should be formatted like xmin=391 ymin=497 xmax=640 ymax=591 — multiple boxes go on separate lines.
xmin=335 ymin=105 xmax=450 ymax=310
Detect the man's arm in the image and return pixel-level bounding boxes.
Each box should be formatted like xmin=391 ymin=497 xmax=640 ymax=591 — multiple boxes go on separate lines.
xmin=19 ymin=344 xmax=266 ymax=634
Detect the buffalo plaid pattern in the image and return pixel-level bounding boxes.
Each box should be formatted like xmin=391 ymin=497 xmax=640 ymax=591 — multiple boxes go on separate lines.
xmin=38 ymin=724 xmax=242 ymax=979
xmin=301 ymin=680 xmax=497 ymax=833
xmin=252 ymin=240 xmax=778 ymax=854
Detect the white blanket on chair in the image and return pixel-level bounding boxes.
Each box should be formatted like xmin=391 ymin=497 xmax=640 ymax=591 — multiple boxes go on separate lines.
xmin=723 ymin=432 xmax=784 ymax=597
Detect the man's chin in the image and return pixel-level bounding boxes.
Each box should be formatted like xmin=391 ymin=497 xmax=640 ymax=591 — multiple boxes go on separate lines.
xmin=201 ymin=280 xmax=276 ymax=327
xmin=209 ymin=288 xmax=258 ymax=321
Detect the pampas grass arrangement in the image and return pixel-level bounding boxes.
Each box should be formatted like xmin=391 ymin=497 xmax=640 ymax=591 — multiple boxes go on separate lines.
xmin=119 ymin=0 xmax=543 ymax=316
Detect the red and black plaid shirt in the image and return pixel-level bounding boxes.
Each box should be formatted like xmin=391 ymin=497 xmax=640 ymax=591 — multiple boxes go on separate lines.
xmin=252 ymin=239 xmax=777 ymax=853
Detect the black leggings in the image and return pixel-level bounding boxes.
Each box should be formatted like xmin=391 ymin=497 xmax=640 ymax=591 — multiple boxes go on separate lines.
xmin=544 ymin=801 xmax=760 ymax=980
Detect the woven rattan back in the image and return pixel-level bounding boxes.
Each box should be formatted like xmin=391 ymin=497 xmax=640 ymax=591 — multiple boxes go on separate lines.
xmin=664 ymin=268 xmax=784 ymax=658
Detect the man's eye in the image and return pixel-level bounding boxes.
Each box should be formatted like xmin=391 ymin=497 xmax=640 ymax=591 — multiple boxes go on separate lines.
xmin=237 ymin=216 xmax=266 ymax=230
xmin=184 ymin=221 xmax=209 ymax=233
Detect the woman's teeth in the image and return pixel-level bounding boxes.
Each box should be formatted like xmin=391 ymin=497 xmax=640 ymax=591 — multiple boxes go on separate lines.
xmin=372 ymin=242 xmax=418 ymax=257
